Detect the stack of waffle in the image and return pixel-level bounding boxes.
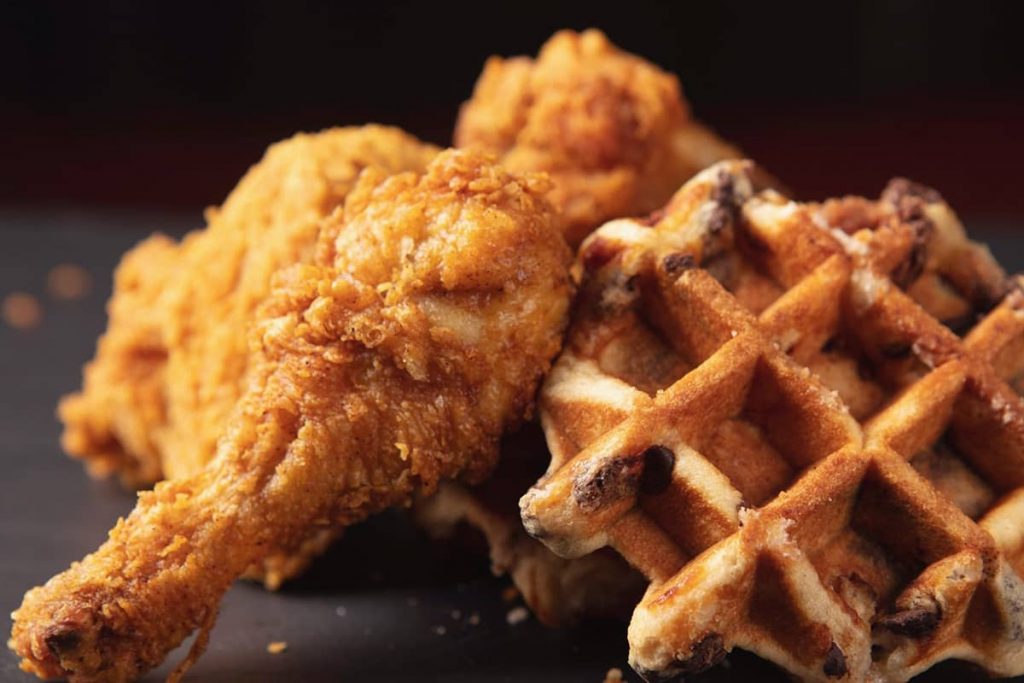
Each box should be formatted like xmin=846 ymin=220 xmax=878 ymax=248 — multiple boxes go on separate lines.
xmin=521 ymin=161 xmax=1024 ymax=681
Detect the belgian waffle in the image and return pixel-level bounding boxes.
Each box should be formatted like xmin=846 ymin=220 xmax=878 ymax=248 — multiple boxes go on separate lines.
xmin=414 ymin=424 xmax=644 ymax=626
xmin=520 ymin=160 xmax=1024 ymax=681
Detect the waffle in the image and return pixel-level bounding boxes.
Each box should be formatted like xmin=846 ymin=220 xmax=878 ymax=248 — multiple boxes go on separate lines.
xmin=520 ymin=160 xmax=1024 ymax=681
xmin=414 ymin=424 xmax=644 ymax=626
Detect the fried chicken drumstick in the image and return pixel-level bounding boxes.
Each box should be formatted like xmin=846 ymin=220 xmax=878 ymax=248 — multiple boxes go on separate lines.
xmin=10 ymin=150 xmax=572 ymax=683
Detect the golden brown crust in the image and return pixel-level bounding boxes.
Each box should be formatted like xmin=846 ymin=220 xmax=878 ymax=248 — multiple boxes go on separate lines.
xmin=455 ymin=29 xmax=742 ymax=247
xmin=59 ymin=125 xmax=442 ymax=487
xmin=11 ymin=149 xmax=572 ymax=682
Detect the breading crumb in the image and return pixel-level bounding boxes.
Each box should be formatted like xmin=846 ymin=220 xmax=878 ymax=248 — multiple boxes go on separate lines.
xmin=47 ymin=263 xmax=92 ymax=300
xmin=506 ymin=606 xmax=528 ymax=625
xmin=266 ymin=641 xmax=287 ymax=655
xmin=603 ymin=668 xmax=625 ymax=682
xmin=2 ymin=292 xmax=42 ymax=330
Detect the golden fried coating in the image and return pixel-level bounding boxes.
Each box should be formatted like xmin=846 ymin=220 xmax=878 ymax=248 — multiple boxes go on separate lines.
xmin=60 ymin=126 xmax=440 ymax=486
xmin=11 ymin=150 xmax=572 ymax=683
xmin=455 ymin=29 xmax=742 ymax=246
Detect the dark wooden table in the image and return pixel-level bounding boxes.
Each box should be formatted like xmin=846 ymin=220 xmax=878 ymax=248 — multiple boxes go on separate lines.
xmin=1 ymin=211 xmax=1021 ymax=682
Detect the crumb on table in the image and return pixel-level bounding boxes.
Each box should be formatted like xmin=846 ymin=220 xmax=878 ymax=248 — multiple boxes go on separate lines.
xmin=47 ymin=263 xmax=92 ymax=300
xmin=2 ymin=292 xmax=42 ymax=330
xmin=266 ymin=641 xmax=288 ymax=655
xmin=505 ymin=606 xmax=528 ymax=626
xmin=603 ymin=667 xmax=625 ymax=682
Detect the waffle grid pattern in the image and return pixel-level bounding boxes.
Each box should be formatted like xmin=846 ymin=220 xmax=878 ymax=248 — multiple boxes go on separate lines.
xmin=522 ymin=161 xmax=1024 ymax=681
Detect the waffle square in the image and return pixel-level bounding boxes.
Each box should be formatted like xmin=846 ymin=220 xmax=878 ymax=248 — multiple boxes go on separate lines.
xmin=521 ymin=161 xmax=1024 ymax=681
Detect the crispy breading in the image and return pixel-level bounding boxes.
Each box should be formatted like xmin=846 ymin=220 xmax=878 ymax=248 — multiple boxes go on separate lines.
xmin=455 ymin=29 xmax=742 ymax=246
xmin=60 ymin=126 xmax=440 ymax=486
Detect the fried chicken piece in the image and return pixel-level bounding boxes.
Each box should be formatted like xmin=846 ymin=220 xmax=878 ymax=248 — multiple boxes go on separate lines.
xmin=10 ymin=150 xmax=572 ymax=683
xmin=455 ymin=29 xmax=743 ymax=246
xmin=60 ymin=126 xmax=440 ymax=487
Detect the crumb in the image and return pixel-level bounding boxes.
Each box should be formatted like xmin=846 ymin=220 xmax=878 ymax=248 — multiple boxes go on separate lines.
xmin=501 ymin=585 xmax=520 ymax=603
xmin=468 ymin=612 xmax=480 ymax=626
xmin=432 ymin=625 xmax=447 ymax=636
xmin=603 ymin=668 xmax=625 ymax=683
xmin=266 ymin=641 xmax=287 ymax=655
xmin=2 ymin=292 xmax=42 ymax=330
xmin=395 ymin=441 xmax=410 ymax=460
xmin=506 ymin=606 xmax=529 ymax=625
xmin=335 ymin=605 xmax=347 ymax=617
xmin=47 ymin=263 xmax=92 ymax=300
xmin=450 ymin=609 xmax=462 ymax=620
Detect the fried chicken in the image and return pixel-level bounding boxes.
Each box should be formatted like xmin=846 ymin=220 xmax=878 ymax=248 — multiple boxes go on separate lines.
xmin=455 ymin=29 xmax=743 ymax=246
xmin=60 ymin=125 xmax=440 ymax=487
xmin=10 ymin=150 xmax=572 ymax=683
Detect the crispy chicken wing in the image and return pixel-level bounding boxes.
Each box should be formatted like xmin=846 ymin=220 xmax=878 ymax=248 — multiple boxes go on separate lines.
xmin=60 ymin=126 xmax=440 ymax=487
xmin=455 ymin=29 xmax=742 ymax=246
xmin=11 ymin=150 xmax=572 ymax=682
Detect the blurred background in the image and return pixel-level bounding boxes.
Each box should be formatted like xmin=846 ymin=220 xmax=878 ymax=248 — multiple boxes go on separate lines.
xmin=2 ymin=0 xmax=1023 ymax=218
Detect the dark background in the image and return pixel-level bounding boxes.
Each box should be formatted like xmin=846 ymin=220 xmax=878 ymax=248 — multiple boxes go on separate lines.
xmin=2 ymin=0 xmax=1024 ymax=219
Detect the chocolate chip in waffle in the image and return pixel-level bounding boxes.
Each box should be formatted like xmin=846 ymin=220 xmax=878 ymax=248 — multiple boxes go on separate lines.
xmin=521 ymin=160 xmax=1024 ymax=681
xmin=414 ymin=423 xmax=644 ymax=626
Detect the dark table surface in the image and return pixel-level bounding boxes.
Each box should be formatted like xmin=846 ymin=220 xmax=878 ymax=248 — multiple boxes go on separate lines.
xmin=1 ymin=211 xmax=1023 ymax=682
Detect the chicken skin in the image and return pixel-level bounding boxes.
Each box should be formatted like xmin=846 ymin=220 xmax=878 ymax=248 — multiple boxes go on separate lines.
xmin=455 ymin=29 xmax=742 ymax=246
xmin=60 ymin=126 xmax=440 ymax=488
xmin=10 ymin=150 xmax=572 ymax=683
